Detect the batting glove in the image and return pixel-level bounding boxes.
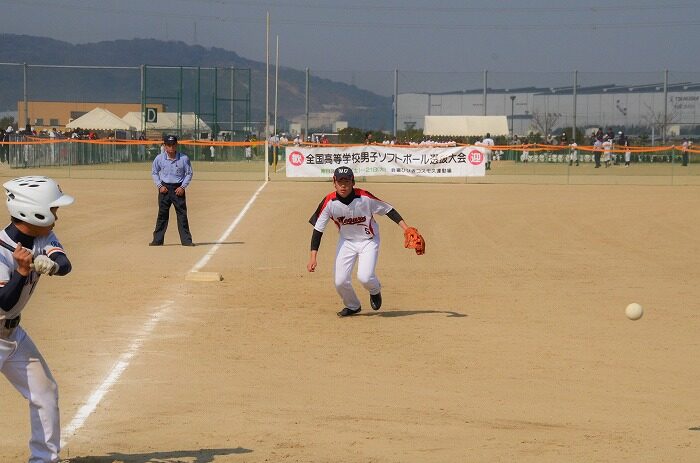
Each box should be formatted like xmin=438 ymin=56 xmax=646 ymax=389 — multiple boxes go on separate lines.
xmin=32 ymin=255 xmax=59 ymax=275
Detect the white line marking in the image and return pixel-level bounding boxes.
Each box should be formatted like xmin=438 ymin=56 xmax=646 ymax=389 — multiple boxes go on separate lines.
xmin=190 ymin=181 xmax=268 ymax=273
xmin=61 ymin=180 xmax=268 ymax=447
xmin=61 ymin=300 xmax=174 ymax=447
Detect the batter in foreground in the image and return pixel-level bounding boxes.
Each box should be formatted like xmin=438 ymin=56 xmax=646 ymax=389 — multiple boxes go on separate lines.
xmin=0 ymin=176 xmax=74 ymax=463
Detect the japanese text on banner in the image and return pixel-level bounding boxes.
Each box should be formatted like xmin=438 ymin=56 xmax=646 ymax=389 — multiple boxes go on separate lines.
xmin=285 ymin=145 xmax=486 ymax=177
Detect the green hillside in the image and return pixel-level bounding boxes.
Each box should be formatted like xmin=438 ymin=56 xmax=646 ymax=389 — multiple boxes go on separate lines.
xmin=0 ymin=34 xmax=392 ymax=130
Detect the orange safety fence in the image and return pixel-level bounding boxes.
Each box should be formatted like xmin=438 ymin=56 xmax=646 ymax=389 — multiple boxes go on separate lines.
xmin=1 ymin=138 xmax=698 ymax=153
xmin=262 ymin=142 xmax=700 ymax=153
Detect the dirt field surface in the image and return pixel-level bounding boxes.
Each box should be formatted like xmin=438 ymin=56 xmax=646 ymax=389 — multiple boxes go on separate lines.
xmin=0 ymin=172 xmax=699 ymax=462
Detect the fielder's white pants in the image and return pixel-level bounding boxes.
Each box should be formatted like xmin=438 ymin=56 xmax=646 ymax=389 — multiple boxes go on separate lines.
xmin=0 ymin=326 xmax=60 ymax=463
xmin=334 ymin=236 xmax=381 ymax=310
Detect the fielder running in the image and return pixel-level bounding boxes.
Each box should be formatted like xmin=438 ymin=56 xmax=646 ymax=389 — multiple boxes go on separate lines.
xmin=0 ymin=176 xmax=74 ymax=463
xmin=307 ymin=167 xmax=424 ymax=317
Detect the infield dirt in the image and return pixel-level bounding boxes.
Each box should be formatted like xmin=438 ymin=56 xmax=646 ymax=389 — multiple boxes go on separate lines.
xmin=0 ymin=176 xmax=699 ymax=462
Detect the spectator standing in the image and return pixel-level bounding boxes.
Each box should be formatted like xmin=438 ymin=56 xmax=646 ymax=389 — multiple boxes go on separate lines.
xmin=48 ymin=128 xmax=58 ymax=165
xmin=0 ymin=130 xmax=6 ymax=165
xmin=149 ymin=135 xmax=194 ymax=247
xmin=681 ymin=137 xmax=690 ymax=167
xmin=605 ymin=127 xmax=615 ymax=142
xmin=22 ymin=124 xmax=33 ymax=168
xmin=520 ymin=142 xmax=530 ymax=163
xmin=268 ymin=133 xmax=279 ymax=166
xmin=569 ymin=142 xmax=579 ymax=166
xmin=279 ymin=134 xmax=289 ymax=162
xmin=479 ymin=133 xmax=495 ymax=170
xmin=618 ymin=132 xmax=631 ymax=167
xmin=602 ymin=137 xmax=613 ymax=168
xmin=137 ymin=131 xmax=146 ymax=161
xmin=3 ymin=125 xmax=15 ymax=163
xmin=593 ymin=138 xmax=603 ymax=168
xmin=244 ymin=136 xmax=252 ymax=162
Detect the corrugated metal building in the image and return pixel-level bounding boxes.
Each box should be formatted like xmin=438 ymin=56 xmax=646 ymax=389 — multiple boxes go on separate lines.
xmin=398 ymin=82 xmax=700 ymax=137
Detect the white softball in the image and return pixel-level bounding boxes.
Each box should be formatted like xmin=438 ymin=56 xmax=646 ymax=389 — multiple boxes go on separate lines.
xmin=625 ymin=303 xmax=644 ymax=320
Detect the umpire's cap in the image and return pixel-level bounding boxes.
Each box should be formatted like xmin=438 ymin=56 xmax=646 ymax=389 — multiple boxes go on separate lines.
xmin=333 ymin=166 xmax=354 ymax=181
xmin=164 ymin=134 xmax=178 ymax=145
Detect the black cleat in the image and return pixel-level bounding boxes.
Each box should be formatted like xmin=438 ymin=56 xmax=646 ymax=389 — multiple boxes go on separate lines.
xmin=337 ymin=307 xmax=361 ymax=317
xmin=182 ymin=242 xmax=196 ymax=247
xmin=370 ymin=292 xmax=382 ymax=310
xmin=149 ymin=241 xmax=163 ymax=246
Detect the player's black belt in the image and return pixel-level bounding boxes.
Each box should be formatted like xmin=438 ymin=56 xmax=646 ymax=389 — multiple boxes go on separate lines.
xmin=3 ymin=315 xmax=20 ymax=329
xmin=162 ymin=182 xmax=182 ymax=187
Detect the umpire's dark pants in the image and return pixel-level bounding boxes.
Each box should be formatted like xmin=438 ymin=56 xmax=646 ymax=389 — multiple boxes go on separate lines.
xmin=152 ymin=183 xmax=193 ymax=245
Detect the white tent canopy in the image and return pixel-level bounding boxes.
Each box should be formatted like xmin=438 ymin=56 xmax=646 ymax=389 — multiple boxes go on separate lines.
xmin=122 ymin=112 xmax=211 ymax=132
xmin=424 ymin=116 xmax=509 ymax=137
xmin=66 ymin=107 xmax=133 ymax=131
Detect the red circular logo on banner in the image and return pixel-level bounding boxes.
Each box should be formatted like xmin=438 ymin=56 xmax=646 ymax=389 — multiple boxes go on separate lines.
xmin=289 ymin=150 xmax=305 ymax=166
xmin=468 ymin=149 xmax=484 ymax=165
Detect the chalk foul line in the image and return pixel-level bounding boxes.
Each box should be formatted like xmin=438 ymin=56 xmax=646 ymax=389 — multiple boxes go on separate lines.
xmin=61 ymin=180 xmax=268 ymax=447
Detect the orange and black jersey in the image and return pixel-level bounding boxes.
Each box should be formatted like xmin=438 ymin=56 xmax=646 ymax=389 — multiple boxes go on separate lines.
xmin=309 ymin=188 xmax=402 ymax=249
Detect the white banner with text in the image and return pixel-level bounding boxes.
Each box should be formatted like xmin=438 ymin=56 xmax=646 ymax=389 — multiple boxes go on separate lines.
xmin=285 ymin=145 xmax=486 ymax=178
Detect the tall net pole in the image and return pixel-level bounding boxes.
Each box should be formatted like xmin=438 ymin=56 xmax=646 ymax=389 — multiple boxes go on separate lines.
xmin=264 ymin=12 xmax=270 ymax=180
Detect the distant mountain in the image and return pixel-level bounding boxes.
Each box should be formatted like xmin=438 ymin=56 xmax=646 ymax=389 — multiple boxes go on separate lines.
xmin=0 ymin=34 xmax=392 ymax=131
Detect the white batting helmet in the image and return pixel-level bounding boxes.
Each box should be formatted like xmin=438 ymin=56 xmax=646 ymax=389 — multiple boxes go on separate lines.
xmin=4 ymin=176 xmax=74 ymax=226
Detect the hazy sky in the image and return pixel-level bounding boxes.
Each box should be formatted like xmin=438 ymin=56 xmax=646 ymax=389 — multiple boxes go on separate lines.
xmin=2 ymin=0 xmax=699 ymax=93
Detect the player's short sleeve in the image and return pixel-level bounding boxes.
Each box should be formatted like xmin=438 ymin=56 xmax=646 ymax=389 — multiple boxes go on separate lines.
xmin=309 ymin=194 xmax=334 ymax=232
xmin=371 ymin=198 xmax=393 ymax=216
xmin=362 ymin=191 xmax=393 ymax=216
xmin=312 ymin=204 xmax=331 ymax=232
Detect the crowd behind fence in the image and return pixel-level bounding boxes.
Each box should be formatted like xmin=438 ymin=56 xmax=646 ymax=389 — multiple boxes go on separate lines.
xmin=0 ymin=134 xmax=271 ymax=169
xmin=0 ymin=138 xmax=697 ymax=171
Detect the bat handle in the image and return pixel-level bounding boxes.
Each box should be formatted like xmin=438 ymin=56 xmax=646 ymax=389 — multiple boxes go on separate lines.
xmin=0 ymin=240 xmax=35 ymax=266
xmin=0 ymin=240 xmax=17 ymax=253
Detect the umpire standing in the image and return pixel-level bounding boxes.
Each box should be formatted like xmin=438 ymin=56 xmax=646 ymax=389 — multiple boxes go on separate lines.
xmin=149 ymin=135 xmax=195 ymax=246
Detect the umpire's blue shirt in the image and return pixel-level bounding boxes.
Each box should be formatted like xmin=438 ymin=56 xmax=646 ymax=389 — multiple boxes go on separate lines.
xmin=151 ymin=152 xmax=193 ymax=188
